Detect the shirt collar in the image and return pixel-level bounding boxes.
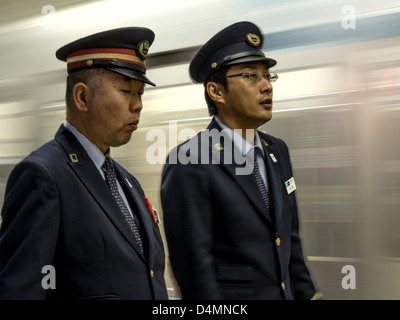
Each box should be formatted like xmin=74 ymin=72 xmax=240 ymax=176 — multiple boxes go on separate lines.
xmin=214 ymin=116 xmax=265 ymax=157
xmin=63 ymin=120 xmax=106 ymax=169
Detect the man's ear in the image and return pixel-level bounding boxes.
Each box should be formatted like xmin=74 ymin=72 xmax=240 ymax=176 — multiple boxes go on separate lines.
xmin=206 ymin=82 xmax=225 ymax=105
xmin=72 ymin=82 xmax=90 ymax=112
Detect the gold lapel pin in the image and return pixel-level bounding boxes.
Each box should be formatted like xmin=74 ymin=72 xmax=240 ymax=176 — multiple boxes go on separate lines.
xmin=214 ymin=143 xmax=223 ymax=150
xmin=69 ymin=153 xmax=79 ymax=163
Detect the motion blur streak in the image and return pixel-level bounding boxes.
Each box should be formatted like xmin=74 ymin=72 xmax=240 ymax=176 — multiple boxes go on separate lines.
xmin=1 ymin=0 xmax=400 ymax=299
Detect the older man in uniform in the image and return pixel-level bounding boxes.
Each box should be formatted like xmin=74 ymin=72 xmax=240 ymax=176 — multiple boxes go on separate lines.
xmin=0 ymin=27 xmax=168 ymax=300
xmin=161 ymin=21 xmax=319 ymax=300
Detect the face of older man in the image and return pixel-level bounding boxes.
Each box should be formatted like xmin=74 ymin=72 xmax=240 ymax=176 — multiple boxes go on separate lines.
xmin=81 ymin=69 xmax=145 ymax=153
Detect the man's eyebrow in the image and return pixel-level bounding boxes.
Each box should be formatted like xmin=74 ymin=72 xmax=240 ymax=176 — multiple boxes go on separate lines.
xmin=122 ymin=75 xmax=132 ymax=83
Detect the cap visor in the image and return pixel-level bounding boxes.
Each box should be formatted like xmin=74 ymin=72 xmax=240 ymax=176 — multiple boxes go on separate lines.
xmin=106 ymin=68 xmax=156 ymax=86
xmin=225 ymin=56 xmax=277 ymax=69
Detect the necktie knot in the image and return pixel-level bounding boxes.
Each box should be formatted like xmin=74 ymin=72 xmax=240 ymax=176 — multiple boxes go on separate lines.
xmin=102 ymin=156 xmax=118 ymax=186
xmin=102 ymin=155 xmax=114 ymax=171
xmin=253 ymin=146 xmax=262 ymax=158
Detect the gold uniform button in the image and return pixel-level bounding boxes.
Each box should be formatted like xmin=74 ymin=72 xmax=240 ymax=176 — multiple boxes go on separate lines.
xmin=275 ymin=237 xmax=281 ymax=247
xmin=281 ymin=282 xmax=285 ymax=290
xmin=150 ymin=269 xmax=154 ymax=278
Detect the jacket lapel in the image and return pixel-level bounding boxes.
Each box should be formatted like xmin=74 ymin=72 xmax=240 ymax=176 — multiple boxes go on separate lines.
xmin=55 ymin=125 xmax=146 ymax=260
xmin=114 ymin=163 xmax=154 ymax=261
xmin=207 ymin=119 xmax=274 ymax=228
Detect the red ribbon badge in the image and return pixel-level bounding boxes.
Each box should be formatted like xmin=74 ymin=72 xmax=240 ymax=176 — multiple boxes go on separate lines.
xmin=145 ymin=197 xmax=158 ymax=223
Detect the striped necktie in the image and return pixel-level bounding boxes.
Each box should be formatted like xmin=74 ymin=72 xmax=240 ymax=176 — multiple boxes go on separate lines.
xmin=102 ymin=155 xmax=144 ymax=253
xmin=252 ymin=147 xmax=270 ymax=209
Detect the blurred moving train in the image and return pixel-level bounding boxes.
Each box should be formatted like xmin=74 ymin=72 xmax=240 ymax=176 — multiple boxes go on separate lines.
xmin=1 ymin=0 xmax=400 ymax=299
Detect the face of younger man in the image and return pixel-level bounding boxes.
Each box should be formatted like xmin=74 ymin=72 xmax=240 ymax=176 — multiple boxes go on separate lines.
xmin=213 ymin=61 xmax=274 ymax=131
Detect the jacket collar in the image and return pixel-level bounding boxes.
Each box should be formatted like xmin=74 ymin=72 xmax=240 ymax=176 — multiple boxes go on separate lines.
xmin=206 ymin=117 xmax=282 ymax=230
xmin=54 ymin=125 xmax=148 ymax=260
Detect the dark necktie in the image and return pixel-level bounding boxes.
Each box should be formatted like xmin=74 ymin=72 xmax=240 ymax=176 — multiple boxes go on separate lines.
xmin=102 ymin=155 xmax=144 ymax=253
xmin=252 ymin=147 xmax=270 ymax=209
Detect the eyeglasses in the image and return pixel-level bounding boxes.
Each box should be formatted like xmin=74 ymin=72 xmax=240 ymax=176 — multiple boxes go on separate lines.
xmin=226 ymin=72 xmax=278 ymax=82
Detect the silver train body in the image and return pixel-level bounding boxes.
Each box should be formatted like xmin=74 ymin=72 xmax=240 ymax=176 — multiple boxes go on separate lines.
xmin=1 ymin=0 xmax=400 ymax=299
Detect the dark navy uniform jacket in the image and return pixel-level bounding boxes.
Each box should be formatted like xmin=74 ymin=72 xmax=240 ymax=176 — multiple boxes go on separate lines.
xmin=0 ymin=125 xmax=168 ymax=300
xmin=161 ymin=117 xmax=316 ymax=300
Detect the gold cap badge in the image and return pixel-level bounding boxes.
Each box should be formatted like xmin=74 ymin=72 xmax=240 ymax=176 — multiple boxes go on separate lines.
xmin=246 ymin=33 xmax=261 ymax=47
xmin=137 ymin=40 xmax=149 ymax=60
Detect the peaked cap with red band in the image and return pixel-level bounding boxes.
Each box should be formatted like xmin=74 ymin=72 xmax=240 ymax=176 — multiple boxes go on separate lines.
xmin=56 ymin=27 xmax=156 ymax=86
